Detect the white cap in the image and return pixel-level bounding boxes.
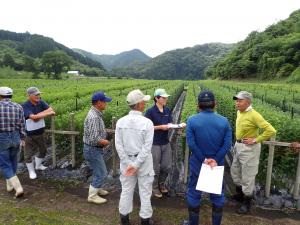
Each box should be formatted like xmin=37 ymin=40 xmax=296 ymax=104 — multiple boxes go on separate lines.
xmin=0 ymin=87 xmax=13 ymax=96
xmin=126 ymin=89 xmax=151 ymax=105
xmin=233 ymin=91 xmax=253 ymax=101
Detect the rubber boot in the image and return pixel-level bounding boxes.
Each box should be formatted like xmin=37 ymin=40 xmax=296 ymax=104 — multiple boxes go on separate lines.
xmin=87 ymin=185 xmax=107 ymax=204
xmin=212 ymin=205 xmax=223 ymax=225
xmin=26 ymin=162 xmax=37 ymax=179
xmin=120 ymin=214 xmax=131 ymax=225
xmin=8 ymin=176 xmax=24 ymax=197
xmin=35 ymin=156 xmax=47 ymax=170
xmin=237 ymin=195 xmax=252 ymax=214
xmin=6 ymin=179 xmax=14 ymax=192
xmin=140 ymin=217 xmax=155 ymax=225
xmin=187 ymin=205 xmax=200 ymax=225
xmin=231 ymin=185 xmax=244 ymax=203
xmin=98 ymin=188 xmax=109 ymax=196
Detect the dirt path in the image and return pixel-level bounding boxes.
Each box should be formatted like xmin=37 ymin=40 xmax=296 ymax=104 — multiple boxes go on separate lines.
xmin=0 ymin=175 xmax=299 ymax=225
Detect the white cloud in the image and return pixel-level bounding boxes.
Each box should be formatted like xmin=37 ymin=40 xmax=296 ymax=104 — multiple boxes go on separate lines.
xmin=0 ymin=0 xmax=299 ymax=57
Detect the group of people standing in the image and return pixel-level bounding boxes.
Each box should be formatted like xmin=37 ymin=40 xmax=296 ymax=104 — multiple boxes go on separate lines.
xmin=0 ymin=86 xmax=54 ymax=198
xmin=0 ymin=84 xmax=279 ymax=225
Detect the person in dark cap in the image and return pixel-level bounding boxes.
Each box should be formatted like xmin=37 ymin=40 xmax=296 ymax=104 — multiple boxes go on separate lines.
xmin=0 ymin=87 xmax=25 ymax=198
xmin=183 ymin=90 xmax=232 ymax=225
xmin=83 ymin=91 xmax=112 ymax=204
xmin=231 ymin=91 xmax=276 ymax=214
xmin=22 ymin=87 xmax=55 ymax=180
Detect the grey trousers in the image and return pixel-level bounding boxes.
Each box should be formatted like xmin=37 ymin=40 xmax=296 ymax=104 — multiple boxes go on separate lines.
xmin=230 ymin=142 xmax=261 ymax=196
xmin=24 ymin=134 xmax=47 ymax=163
xmin=151 ymin=143 xmax=172 ymax=187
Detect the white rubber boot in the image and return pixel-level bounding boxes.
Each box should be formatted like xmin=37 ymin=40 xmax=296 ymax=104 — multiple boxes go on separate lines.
xmin=35 ymin=157 xmax=47 ymax=170
xmin=6 ymin=179 xmax=13 ymax=192
xmin=8 ymin=176 xmax=24 ymax=197
xmin=88 ymin=185 xmax=107 ymax=204
xmin=98 ymin=188 xmax=109 ymax=196
xmin=26 ymin=162 xmax=37 ymax=179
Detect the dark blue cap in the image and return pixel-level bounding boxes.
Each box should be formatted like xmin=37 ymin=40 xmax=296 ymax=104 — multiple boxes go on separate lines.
xmin=198 ymin=90 xmax=215 ymax=103
xmin=92 ymin=91 xmax=112 ymax=103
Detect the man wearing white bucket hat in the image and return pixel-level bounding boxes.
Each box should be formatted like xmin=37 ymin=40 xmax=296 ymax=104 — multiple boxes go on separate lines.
xmin=115 ymin=89 xmax=155 ymax=225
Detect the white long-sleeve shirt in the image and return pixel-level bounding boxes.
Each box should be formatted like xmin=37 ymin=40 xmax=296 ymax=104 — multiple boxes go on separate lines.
xmin=115 ymin=110 xmax=154 ymax=176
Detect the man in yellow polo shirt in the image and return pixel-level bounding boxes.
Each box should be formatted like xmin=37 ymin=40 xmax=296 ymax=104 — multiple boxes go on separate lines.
xmin=231 ymin=91 xmax=276 ymax=214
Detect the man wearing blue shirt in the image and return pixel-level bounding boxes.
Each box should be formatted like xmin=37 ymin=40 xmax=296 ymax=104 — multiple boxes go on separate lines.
xmin=145 ymin=88 xmax=172 ymax=198
xmin=184 ymin=90 xmax=232 ymax=225
xmin=22 ymin=87 xmax=55 ymax=179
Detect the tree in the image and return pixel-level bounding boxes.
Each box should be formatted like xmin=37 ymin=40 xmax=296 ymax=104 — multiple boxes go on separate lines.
xmin=2 ymin=53 xmax=15 ymax=68
xmin=41 ymin=50 xmax=72 ymax=79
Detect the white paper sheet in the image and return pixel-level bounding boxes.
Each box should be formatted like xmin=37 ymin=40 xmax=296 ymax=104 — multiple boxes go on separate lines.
xmin=196 ymin=163 xmax=224 ymax=195
xmin=167 ymin=122 xmax=186 ymax=129
xmin=26 ymin=118 xmax=45 ymax=131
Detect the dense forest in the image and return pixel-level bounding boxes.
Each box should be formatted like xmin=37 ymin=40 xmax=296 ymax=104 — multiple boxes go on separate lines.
xmin=205 ymin=9 xmax=300 ymax=81
xmin=0 ymin=30 xmax=106 ymax=78
xmin=74 ymin=48 xmax=151 ymax=70
xmin=114 ymin=43 xmax=235 ymax=80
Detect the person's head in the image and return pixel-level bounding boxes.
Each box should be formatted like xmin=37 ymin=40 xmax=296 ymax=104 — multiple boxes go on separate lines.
xmin=127 ymin=89 xmax=151 ymax=112
xmin=233 ymin=91 xmax=252 ymax=112
xmin=153 ymin=88 xmax=170 ymax=106
xmin=197 ymin=90 xmax=216 ymax=110
xmin=27 ymin=87 xmax=42 ymax=104
xmin=92 ymin=91 xmax=112 ymax=111
xmin=0 ymin=87 xmax=13 ymax=99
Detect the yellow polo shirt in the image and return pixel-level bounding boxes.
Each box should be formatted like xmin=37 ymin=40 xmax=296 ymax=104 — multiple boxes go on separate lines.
xmin=236 ymin=106 xmax=276 ymax=143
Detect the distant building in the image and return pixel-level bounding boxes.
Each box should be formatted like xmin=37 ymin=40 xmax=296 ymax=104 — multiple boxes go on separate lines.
xmin=67 ymin=71 xmax=79 ymax=75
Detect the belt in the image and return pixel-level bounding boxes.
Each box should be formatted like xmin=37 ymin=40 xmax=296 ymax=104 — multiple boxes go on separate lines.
xmin=128 ymin=153 xmax=138 ymax=157
xmin=236 ymin=139 xmax=243 ymax=143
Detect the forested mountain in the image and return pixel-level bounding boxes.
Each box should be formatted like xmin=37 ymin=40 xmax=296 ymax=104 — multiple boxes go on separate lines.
xmin=205 ymin=9 xmax=300 ymax=81
xmin=0 ymin=30 xmax=106 ymax=77
xmin=73 ymin=48 xmax=151 ymax=70
xmin=114 ymin=43 xmax=235 ymax=80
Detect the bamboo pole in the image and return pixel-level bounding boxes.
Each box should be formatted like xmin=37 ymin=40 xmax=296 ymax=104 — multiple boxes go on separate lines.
xmin=50 ymin=116 xmax=56 ymax=168
xmin=111 ymin=117 xmax=117 ymax=177
xmin=293 ymin=152 xmax=300 ymax=199
xmin=184 ymin=136 xmax=189 ymax=184
xmin=70 ymin=113 xmax=76 ymax=168
xmin=265 ymin=136 xmax=275 ymax=198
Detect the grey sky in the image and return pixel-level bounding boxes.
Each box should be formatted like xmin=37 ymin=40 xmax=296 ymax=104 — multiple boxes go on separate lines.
xmin=1 ymin=0 xmax=300 ymax=57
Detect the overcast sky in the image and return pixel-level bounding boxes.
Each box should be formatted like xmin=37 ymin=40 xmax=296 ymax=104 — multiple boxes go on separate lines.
xmin=1 ymin=0 xmax=300 ymax=57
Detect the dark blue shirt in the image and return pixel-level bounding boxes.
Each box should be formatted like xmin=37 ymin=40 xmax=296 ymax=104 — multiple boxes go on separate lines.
xmin=22 ymin=100 xmax=49 ymax=136
xmin=145 ymin=104 xmax=173 ymax=145
xmin=186 ymin=110 xmax=232 ymax=174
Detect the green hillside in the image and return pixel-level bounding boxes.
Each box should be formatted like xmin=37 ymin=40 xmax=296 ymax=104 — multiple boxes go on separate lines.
xmin=0 ymin=30 xmax=106 ymax=78
xmin=205 ymin=9 xmax=300 ymax=81
xmin=115 ymin=43 xmax=235 ymax=80
xmin=73 ymin=48 xmax=151 ymax=70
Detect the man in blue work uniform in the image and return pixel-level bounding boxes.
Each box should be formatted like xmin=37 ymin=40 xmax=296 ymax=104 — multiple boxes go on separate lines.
xmin=145 ymin=88 xmax=172 ymax=198
xmin=184 ymin=90 xmax=232 ymax=225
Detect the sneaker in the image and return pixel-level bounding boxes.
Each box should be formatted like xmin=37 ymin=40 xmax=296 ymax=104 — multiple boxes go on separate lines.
xmin=159 ymin=183 xmax=168 ymax=194
xmin=153 ymin=188 xmax=162 ymax=198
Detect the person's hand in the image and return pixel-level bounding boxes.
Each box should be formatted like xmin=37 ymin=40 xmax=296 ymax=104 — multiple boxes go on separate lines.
xmin=242 ymin=137 xmax=256 ymax=145
xmin=290 ymin=142 xmax=300 ymax=154
xmin=160 ymin=125 xmax=169 ymax=131
xmin=125 ymin=165 xmax=138 ymax=176
xmin=20 ymin=140 xmax=25 ymax=148
xmin=99 ymin=139 xmax=110 ymax=148
xmin=204 ymin=158 xmax=217 ymax=168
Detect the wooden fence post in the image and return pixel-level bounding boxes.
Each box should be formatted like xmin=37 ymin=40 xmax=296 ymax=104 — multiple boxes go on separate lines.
xmin=70 ymin=113 xmax=76 ymax=168
xmin=265 ymin=136 xmax=275 ymax=198
xmin=111 ymin=117 xmax=117 ymax=177
xmin=184 ymin=136 xmax=189 ymax=184
xmin=51 ymin=116 xmax=56 ymax=168
xmin=293 ymin=151 xmax=300 ymax=199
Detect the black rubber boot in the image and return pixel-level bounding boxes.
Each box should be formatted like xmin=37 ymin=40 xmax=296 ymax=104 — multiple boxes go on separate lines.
xmin=120 ymin=214 xmax=131 ymax=225
xmin=212 ymin=205 xmax=223 ymax=225
xmin=231 ymin=185 xmax=244 ymax=203
xmin=140 ymin=217 xmax=154 ymax=225
xmin=188 ymin=206 xmax=200 ymax=225
xmin=236 ymin=195 xmax=252 ymax=214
